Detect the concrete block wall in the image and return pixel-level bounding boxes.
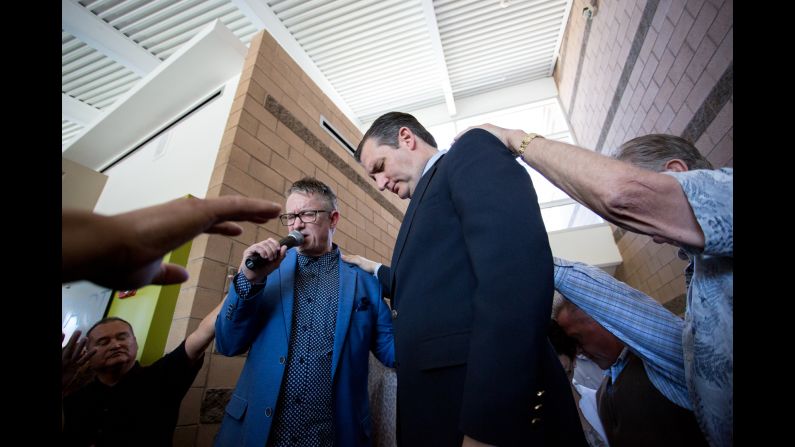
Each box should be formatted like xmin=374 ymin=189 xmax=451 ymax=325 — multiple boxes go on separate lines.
xmin=167 ymin=29 xmax=408 ymax=446
xmin=553 ymin=0 xmax=732 ymax=312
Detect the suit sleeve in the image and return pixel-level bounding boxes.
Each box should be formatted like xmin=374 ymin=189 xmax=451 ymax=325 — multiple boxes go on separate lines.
xmin=448 ymin=129 xmax=555 ymax=441
xmin=370 ymin=288 xmax=396 ymax=368
xmin=377 ymin=265 xmax=392 ymax=298
xmin=214 ymin=274 xmax=270 ymax=356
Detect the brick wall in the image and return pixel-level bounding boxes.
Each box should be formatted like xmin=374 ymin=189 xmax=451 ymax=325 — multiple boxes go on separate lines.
xmin=554 ymin=0 xmax=732 ymax=311
xmin=167 ymin=29 xmax=407 ymax=446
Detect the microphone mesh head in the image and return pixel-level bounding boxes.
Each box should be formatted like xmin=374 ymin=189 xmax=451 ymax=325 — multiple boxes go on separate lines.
xmin=289 ymin=230 xmax=304 ymax=244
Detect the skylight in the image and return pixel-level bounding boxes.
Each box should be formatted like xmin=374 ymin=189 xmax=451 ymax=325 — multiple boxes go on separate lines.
xmin=427 ymin=98 xmax=603 ymax=232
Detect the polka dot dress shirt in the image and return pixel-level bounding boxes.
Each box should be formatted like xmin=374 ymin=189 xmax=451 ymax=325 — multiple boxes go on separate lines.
xmin=268 ymin=247 xmax=340 ymax=447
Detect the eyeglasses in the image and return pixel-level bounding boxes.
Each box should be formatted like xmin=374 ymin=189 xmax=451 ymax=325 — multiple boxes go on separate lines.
xmin=279 ymin=210 xmax=331 ymax=226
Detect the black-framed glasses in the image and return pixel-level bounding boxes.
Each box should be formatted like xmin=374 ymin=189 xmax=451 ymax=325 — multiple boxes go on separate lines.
xmin=279 ymin=210 xmax=330 ymax=226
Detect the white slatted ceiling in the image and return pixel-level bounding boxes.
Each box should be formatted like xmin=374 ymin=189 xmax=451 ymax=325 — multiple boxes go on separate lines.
xmin=62 ymin=0 xmax=258 ymax=146
xmin=62 ymin=31 xmax=141 ymax=109
xmin=268 ymin=0 xmax=447 ymax=123
xmin=62 ymin=0 xmax=571 ymax=146
xmin=81 ymin=0 xmax=256 ymax=60
xmin=62 ymin=119 xmax=85 ymax=149
xmin=436 ymin=0 xmax=568 ymax=98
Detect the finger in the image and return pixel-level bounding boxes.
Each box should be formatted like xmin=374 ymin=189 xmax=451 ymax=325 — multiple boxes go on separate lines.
xmin=63 ymin=330 xmax=81 ymax=359
xmin=255 ymin=239 xmax=281 ymax=260
xmin=205 ymin=197 xmax=282 ymax=223
xmin=205 ymin=222 xmax=244 ymax=236
xmin=453 ymin=126 xmax=475 ymax=141
xmin=260 ymin=244 xmax=278 ymax=261
xmin=78 ymin=347 xmax=98 ymax=364
xmin=72 ymin=338 xmax=88 ymax=361
xmin=149 ymin=264 xmax=190 ymax=285
xmin=341 ymin=254 xmax=359 ymax=265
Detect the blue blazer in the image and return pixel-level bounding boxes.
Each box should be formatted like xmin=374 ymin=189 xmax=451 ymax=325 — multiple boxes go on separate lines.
xmin=383 ymin=129 xmax=587 ymax=446
xmin=213 ymin=249 xmax=395 ymax=447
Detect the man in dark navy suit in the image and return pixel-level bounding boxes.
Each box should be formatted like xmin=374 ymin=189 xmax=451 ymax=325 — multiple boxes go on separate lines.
xmin=355 ymin=112 xmax=586 ymax=447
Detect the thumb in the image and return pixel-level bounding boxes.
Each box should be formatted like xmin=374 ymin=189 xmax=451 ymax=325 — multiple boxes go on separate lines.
xmin=149 ymin=264 xmax=190 ymax=285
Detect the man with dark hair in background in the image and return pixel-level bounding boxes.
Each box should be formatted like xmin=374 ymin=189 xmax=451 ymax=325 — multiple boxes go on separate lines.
xmin=62 ymin=303 xmax=222 ymax=446
xmin=552 ymin=281 xmax=708 ymax=446
xmin=214 ymin=177 xmax=394 ymax=447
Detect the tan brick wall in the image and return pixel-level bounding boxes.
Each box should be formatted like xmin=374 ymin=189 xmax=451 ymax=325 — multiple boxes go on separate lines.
xmin=554 ymin=0 xmax=732 ymax=305
xmin=168 ymin=29 xmax=407 ymax=446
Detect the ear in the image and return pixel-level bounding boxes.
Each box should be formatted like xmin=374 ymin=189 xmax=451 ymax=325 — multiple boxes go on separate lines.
xmin=664 ymin=158 xmax=689 ymax=172
xmin=398 ymin=126 xmax=415 ymax=150
xmin=329 ymin=209 xmax=341 ymax=229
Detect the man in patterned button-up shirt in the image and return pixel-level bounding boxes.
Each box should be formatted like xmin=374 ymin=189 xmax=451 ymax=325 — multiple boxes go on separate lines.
xmin=215 ymin=177 xmax=395 ymax=447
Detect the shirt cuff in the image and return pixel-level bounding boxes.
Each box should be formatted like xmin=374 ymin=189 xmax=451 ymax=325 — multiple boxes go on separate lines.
xmin=373 ymin=263 xmax=382 ymax=278
xmin=233 ymin=272 xmax=266 ymax=298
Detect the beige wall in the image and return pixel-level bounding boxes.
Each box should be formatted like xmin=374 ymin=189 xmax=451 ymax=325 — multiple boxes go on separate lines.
xmin=167 ymin=29 xmax=407 ymax=446
xmin=554 ymin=0 xmax=732 ymax=313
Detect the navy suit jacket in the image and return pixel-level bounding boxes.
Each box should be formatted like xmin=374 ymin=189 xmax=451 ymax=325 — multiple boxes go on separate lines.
xmin=214 ymin=249 xmax=395 ymax=447
xmin=383 ymin=129 xmax=586 ymax=446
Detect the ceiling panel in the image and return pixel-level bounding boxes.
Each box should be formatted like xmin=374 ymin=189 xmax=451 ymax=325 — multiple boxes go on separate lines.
xmin=435 ymin=0 xmax=568 ymax=99
xmin=62 ymin=0 xmax=572 ymax=147
xmin=268 ymin=0 xmax=448 ymax=122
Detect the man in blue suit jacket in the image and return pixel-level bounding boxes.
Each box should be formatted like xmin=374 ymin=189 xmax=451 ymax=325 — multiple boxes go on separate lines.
xmin=355 ymin=113 xmax=586 ymax=447
xmin=214 ymin=177 xmax=395 ymax=447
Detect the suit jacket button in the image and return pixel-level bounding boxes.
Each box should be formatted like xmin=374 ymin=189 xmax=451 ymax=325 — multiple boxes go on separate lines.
xmin=265 ymin=407 xmax=273 ymax=417
xmin=536 ymin=390 xmax=545 ymax=397
xmin=391 ymin=309 xmax=398 ymax=319
xmin=531 ymin=417 xmax=541 ymax=425
xmin=279 ymin=356 xmax=286 ymax=364
xmin=534 ymin=404 xmax=542 ymax=411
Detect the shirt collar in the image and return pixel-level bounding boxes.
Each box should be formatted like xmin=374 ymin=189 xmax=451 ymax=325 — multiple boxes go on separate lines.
xmin=605 ymin=347 xmax=630 ymax=384
xmin=297 ymin=244 xmax=340 ymax=269
xmin=421 ymin=149 xmax=447 ymax=178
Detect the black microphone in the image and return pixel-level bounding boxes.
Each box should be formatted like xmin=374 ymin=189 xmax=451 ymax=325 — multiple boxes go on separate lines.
xmin=244 ymin=230 xmax=305 ymax=270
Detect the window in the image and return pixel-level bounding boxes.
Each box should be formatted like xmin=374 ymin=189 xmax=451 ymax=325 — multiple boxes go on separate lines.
xmin=430 ymin=99 xmax=603 ymax=231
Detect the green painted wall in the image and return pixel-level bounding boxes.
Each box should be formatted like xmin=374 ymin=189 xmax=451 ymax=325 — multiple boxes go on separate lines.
xmin=106 ymin=240 xmax=192 ymax=365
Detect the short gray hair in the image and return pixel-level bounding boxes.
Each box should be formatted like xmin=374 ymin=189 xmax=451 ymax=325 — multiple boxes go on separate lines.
xmin=551 ymin=291 xmax=567 ymax=319
xmin=615 ymin=134 xmax=714 ymax=172
xmin=287 ymin=177 xmax=338 ymax=210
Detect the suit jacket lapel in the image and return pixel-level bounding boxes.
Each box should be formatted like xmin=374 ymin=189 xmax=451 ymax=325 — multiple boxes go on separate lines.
xmin=331 ymin=260 xmax=355 ymax=381
xmin=390 ymin=154 xmax=444 ymax=298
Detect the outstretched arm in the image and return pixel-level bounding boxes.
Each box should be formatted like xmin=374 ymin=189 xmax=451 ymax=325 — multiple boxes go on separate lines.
xmin=455 ymin=124 xmax=704 ymax=249
xmin=341 ymin=253 xmax=391 ymax=298
xmin=341 ymin=254 xmax=379 ymax=273
xmin=184 ymin=300 xmax=225 ymax=362
xmin=63 ymin=195 xmax=281 ymax=289
xmin=554 ymin=257 xmax=690 ymax=409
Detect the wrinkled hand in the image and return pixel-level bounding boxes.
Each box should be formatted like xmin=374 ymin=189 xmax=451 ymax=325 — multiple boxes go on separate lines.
xmin=62 ymin=331 xmax=96 ymax=395
xmin=454 ymin=123 xmax=526 ymax=153
xmin=63 ymin=195 xmax=281 ymax=289
xmin=341 ymin=253 xmax=378 ymax=274
xmin=240 ymin=238 xmax=287 ymax=282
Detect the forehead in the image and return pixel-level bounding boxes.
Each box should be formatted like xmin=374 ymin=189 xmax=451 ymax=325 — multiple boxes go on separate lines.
xmin=285 ymin=192 xmax=322 ymax=210
xmin=90 ymin=321 xmax=132 ymax=339
xmin=360 ymin=139 xmax=389 ymax=170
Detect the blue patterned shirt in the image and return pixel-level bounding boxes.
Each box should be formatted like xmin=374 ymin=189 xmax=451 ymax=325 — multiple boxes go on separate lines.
xmin=554 ymin=257 xmax=691 ymax=411
xmin=665 ymin=168 xmax=733 ymax=447
xmin=234 ymin=247 xmax=341 ymax=447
